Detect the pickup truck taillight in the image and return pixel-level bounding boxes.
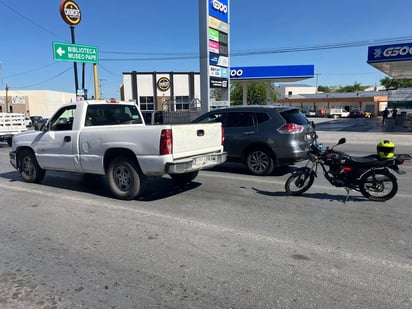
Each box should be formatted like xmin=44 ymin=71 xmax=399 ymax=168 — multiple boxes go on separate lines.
xmin=160 ymin=129 xmax=173 ymax=155
xmin=221 ymin=127 xmax=225 ymax=145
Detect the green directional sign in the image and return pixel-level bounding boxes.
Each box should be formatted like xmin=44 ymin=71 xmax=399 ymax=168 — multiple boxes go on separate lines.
xmin=52 ymin=42 xmax=98 ymax=64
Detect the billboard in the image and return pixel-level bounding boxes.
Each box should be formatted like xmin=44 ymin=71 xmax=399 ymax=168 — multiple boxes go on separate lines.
xmin=208 ymin=0 xmax=228 ymax=23
xmin=368 ymin=43 xmax=412 ymax=63
xmin=229 ymin=65 xmax=315 ymax=80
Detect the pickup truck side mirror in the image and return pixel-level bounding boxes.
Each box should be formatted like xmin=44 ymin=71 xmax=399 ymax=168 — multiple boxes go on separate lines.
xmin=42 ymin=121 xmax=50 ymax=132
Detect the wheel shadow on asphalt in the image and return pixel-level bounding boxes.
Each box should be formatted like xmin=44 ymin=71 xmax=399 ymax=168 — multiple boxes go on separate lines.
xmin=250 ymin=186 xmax=365 ymax=203
xmin=0 ymin=171 xmax=202 ymax=202
xmin=207 ymin=162 xmax=292 ymax=176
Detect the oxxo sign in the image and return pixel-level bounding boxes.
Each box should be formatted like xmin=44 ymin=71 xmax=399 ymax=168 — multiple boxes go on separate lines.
xmin=60 ymin=0 xmax=81 ymax=26
xmin=230 ymin=69 xmax=243 ymax=77
xmin=212 ymin=0 xmax=228 ymax=14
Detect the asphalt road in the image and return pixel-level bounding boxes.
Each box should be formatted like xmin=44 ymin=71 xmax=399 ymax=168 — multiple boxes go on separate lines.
xmin=0 ymin=124 xmax=411 ymax=308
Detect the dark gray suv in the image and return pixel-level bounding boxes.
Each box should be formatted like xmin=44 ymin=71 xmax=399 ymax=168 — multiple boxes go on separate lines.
xmin=192 ymin=105 xmax=315 ymax=175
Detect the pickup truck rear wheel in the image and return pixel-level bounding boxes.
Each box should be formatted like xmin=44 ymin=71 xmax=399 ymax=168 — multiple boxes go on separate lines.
xmin=170 ymin=170 xmax=199 ymax=184
xmin=19 ymin=149 xmax=45 ymax=183
xmin=107 ymin=156 xmax=145 ymax=200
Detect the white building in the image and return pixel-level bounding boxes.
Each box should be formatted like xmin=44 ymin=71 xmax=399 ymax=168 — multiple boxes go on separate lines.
xmin=122 ymin=71 xmax=201 ymax=111
xmin=275 ymin=84 xmax=317 ymax=98
xmin=0 ymin=90 xmax=75 ymax=118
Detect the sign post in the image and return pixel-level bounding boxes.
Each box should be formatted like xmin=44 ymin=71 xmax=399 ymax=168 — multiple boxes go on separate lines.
xmin=59 ymin=0 xmax=82 ymax=96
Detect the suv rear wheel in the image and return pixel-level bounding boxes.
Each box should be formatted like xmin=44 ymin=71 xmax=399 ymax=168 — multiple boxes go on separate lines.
xmin=246 ymin=148 xmax=274 ymax=176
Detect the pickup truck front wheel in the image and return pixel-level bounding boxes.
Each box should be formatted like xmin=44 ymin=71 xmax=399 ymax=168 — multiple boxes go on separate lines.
xmin=107 ymin=156 xmax=145 ymax=200
xmin=19 ymin=149 xmax=45 ymax=183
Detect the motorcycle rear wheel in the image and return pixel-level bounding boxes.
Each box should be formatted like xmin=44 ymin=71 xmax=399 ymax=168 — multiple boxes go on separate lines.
xmin=359 ymin=170 xmax=398 ymax=202
xmin=285 ymin=171 xmax=314 ymax=196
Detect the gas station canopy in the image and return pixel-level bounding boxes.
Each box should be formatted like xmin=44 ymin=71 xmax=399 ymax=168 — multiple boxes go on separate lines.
xmin=230 ymin=65 xmax=314 ymax=82
xmin=367 ymin=42 xmax=412 ymax=79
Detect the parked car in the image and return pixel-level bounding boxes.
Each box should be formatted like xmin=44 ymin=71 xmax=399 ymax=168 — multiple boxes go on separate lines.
xmin=30 ymin=116 xmax=46 ymax=130
xmin=349 ymin=109 xmax=364 ymax=118
xmin=327 ymin=108 xmax=350 ymax=118
xmin=192 ymin=105 xmax=316 ymax=175
xmin=403 ymin=113 xmax=412 ymax=129
xmin=25 ymin=117 xmax=32 ymax=127
xmin=303 ymin=110 xmax=316 ymax=117
xmin=363 ymin=111 xmax=372 ymax=118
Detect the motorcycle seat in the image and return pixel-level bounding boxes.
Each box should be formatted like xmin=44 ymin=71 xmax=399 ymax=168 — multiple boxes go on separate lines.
xmin=345 ymin=154 xmax=389 ymax=167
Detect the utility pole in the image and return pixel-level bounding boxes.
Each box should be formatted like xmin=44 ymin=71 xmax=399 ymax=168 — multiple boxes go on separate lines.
xmin=98 ymin=79 xmax=106 ymax=99
xmin=5 ymin=84 xmax=9 ymax=113
xmin=315 ymin=73 xmax=321 ymax=93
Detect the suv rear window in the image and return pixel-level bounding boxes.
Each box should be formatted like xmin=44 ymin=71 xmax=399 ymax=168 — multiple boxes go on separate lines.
xmin=281 ymin=109 xmax=310 ymax=125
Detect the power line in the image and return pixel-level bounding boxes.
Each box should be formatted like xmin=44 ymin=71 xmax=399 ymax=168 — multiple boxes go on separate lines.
xmin=99 ymin=36 xmax=412 ymax=61
xmin=4 ymin=63 xmax=57 ymax=79
xmin=11 ymin=67 xmax=72 ymax=89
xmin=0 ymin=0 xmax=66 ymax=41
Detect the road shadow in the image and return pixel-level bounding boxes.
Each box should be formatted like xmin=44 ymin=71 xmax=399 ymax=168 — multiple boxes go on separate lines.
xmin=208 ymin=162 xmax=292 ymax=177
xmin=0 ymin=170 xmax=202 ymax=202
xmin=250 ymin=186 xmax=365 ymax=203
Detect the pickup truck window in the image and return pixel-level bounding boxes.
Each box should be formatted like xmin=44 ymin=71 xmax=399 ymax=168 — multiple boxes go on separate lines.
xmin=85 ymin=104 xmax=143 ymax=126
xmin=50 ymin=105 xmax=76 ymax=131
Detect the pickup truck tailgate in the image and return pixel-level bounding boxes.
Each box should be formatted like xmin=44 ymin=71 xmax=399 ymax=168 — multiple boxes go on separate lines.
xmin=170 ymin=123 xmax=223 ymax=158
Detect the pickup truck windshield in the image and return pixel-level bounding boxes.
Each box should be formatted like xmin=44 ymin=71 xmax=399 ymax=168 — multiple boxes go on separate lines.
xmin=85 ymin=104 xmax=143 ymax=126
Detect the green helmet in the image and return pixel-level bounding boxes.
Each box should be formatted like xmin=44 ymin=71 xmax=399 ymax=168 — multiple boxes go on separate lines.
xmin=377 ymin=140 xmax=395 ymax=159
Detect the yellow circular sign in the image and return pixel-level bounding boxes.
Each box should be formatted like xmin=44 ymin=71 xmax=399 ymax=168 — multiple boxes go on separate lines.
xmin=60 ymin=0 xmax=81 ymax=26
xmin=157 ymin=77 xmax=171 ymax=91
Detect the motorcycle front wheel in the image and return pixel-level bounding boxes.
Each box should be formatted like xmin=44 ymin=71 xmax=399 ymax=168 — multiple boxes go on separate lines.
xmin=285 ymin=171 xmax=315 ymax=196
xmin=359 ymin=169 xmax=398 ymax=202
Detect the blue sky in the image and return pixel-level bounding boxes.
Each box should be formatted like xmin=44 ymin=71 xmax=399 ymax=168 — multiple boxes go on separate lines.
xmin=1 ymin=0 xmax=412 ymax=99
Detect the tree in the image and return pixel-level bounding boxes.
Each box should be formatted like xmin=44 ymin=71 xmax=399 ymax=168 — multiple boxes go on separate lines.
xmin=380 ymin=77 xmax=412 ymax=90
xmin=317 ymin=85 xmax=331 ymax=93
xmin=230 ymin=82 xmax=276 ymax=105
xmin=337 ymin=82 xmax=367 ymax=92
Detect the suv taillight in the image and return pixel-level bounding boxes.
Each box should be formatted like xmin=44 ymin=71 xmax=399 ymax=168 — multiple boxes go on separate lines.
xmin=277 ymin=123 xmax=304 ymax=134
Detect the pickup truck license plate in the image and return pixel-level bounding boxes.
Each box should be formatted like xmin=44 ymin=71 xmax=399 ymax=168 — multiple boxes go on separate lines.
xmin=194 ymin=156 xmax=207 ymax=165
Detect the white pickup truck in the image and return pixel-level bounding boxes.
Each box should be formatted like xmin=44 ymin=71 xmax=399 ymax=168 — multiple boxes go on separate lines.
xmin=9 ymin=100 xmax=226 ymax=200
xmin=0 ymin=112 xmax=29 ymax=146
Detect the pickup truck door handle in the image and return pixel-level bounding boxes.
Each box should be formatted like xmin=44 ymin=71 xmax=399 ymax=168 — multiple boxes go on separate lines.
xmin=243 ymin=131 xmax=255 ymax=135
xmin=197 ymin=130 xmax=205 ymax=137
xmin=64 ymin=136 xmax=71 ymax=142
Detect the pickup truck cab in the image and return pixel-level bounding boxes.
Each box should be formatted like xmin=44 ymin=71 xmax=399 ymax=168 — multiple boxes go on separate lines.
xmin=9 ymin=100 xmax=226 ymax=200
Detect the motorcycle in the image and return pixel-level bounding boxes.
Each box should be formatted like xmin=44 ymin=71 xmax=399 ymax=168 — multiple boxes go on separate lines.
xmin=285 ymin=137 xmax=411 ymax=202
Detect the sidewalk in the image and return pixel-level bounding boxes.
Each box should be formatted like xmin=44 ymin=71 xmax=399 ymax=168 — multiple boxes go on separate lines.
xmin=315 ymin=117 xmax=412 ymax=146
